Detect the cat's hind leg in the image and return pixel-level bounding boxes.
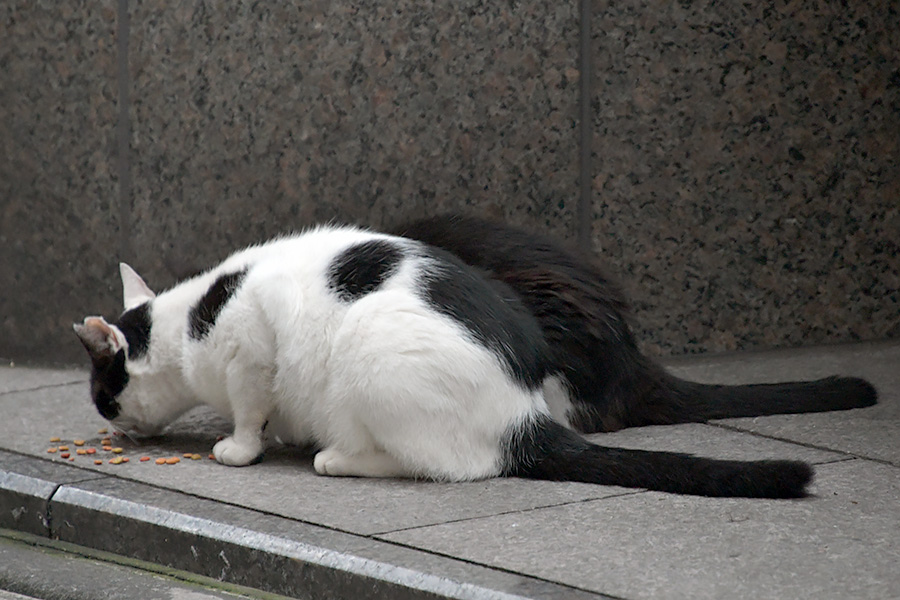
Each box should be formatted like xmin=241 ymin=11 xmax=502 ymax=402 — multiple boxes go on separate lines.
xmin=313 ymin=447 xmax=410 ymax=478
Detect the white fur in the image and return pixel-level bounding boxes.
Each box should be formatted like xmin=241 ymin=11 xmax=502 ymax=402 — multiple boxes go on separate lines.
xmin=92 ymin=226 xmax=552 ymax=481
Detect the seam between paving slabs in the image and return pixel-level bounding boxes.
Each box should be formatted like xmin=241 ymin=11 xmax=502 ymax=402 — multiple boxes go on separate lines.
xmin=369 ymin=489 xmax=647 ymax=537
xmin=374 ymin=536 xmax=628 ymax=600
xmin=0 ymin=379 xmax=87 ymax=398
xmin=708 ymin=421 xmax=900 ymax=468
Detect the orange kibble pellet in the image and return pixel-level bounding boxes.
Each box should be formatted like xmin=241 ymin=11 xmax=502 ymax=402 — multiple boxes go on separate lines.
xmin=190 ymin=454 xmax=202 ymax=460
xmin=109 ymin=456 xmax=123 ymax=465
xmin=122 ymin=457 xmax=129 ymax=462
xmin=165 ymin=457 xmax=180 ymax=465
xmin=111 ymin=447 xmax=123 ymax=454
xmin=139 ymin=456 xmax=151 ymax=462
xmin=73 ymin=440 xmax=85 ymax=446
xmin=68 ymin=457 xmax=75 ymax=462
xmin=183 ymin=453 xmax=193 ymax=458
xmin=97 ymin=427 xmax=108 ymax=434
xmin=94 ymin=460 xmax=103 ymax=465
xmin=103 ymin=446 xmax=113 ymax=451
xmin=49 ymin=437 xmax=61 ymax=443
xmin=59 ymin=446 xmax=69 ymax=452
xmin=60 ymin=452 xmax=70 ymax=459
xmin=76 ymin=449 xmax=87 ymax=455
xmin=208 ymin=454 xmax=215 ymax=460
xmin=86 ymin=448 xmax=96 ymax=455
xmin=47 ymin=447 xmax=58 ymax=453
xmin=155 ymin=458 xmax=166 ymax=465
xmin=101 ymin=438 xmax=112 ymax=445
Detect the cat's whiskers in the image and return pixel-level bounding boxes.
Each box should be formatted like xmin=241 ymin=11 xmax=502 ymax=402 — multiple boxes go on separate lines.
xmin=111 ymin=423 xmax=140 ymax=445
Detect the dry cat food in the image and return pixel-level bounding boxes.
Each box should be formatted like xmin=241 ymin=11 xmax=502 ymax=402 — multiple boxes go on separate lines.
xmin=46 ymin=434 xmax=210 ymax=467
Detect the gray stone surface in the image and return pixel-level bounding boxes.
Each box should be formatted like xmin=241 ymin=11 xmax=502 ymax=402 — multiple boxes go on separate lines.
xmin=0 ymin=367 xmax=87 ymax=395
xmin=0 ymin=383 xmax=625 ymax=535
xmin=584 ymin=422 xmax=842 ymax=464
xmin=3 ymin=1 xmax=897 ymax=366
xmin=125 ymin=0 xmax=580 ymax=292
xmin=47 ymin=475 xmax=593 ymax=599
xmin=2 ymin=382 xmax=842 ymax=537
xmin=592 ymin=0 xmax=900 ymax=356
xmin=0 ymin=532 xmax=274 ymax=600
xmin=665 ymin=341 xmax=900 ymax=464
xmin=0 ymin=590 xmax=34 ymax=600
xmin=0 ymin=1 xmax=123 ymax=366
xmin=0 ymin=450 xmax=102 ymax=536
xmin=381 ymin=459 xmax=900 ymax=600
xmin=0 ymin=339 xmax=897 ymax=597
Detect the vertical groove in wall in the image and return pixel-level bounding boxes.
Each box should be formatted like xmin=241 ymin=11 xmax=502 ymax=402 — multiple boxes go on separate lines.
xmin=116 ymin=0 xmax=132 ymax=264
xmin=576 ymin=0 xmax=593 ymax=251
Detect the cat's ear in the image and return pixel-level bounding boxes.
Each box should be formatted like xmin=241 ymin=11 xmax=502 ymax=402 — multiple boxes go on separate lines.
xmin=73 ymin=316 xmax=124 ymax=363
xmin=120 ymin=263 xmax=155 ymax=310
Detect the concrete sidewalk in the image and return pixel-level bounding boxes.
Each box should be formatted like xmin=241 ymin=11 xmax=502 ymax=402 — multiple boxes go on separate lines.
xmin=1 ymin=341 xmax=898 ymax=599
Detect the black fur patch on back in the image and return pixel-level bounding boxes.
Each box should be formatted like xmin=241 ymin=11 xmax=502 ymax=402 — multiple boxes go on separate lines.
xmin=89 ymin=349 xmax=128 ymax=421
xmin=189 ymin=269 xmax=248 ymax=340
xmin=328 ymin=239 xmax=403 ymax=302
xmin=115 ymin=302 xmax=152 ymax=359
xmin=421 ymin=245 xmax=548 ymax=390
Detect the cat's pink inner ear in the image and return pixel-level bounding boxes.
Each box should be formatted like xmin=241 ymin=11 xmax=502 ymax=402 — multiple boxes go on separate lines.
xmin=73 ymin=317 xmax=121 ymax=359
xmin=120 ymin=263 xmax=156 ymax=310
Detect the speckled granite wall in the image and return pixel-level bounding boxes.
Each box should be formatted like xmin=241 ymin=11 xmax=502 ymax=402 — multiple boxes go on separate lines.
xmin=2 ymin=0 xmax=897 ymax=365
xmin=127 ymin=1 xmax=580 ymax=287
xmin=0 ymin=2 xmax=123 ymax=363
xmin=591 ymin=0 xmax=899 ymax=355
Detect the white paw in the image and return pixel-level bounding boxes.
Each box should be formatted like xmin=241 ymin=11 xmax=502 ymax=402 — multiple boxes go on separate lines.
xmin=213 ymin=436 xmax=263 ymax=466
xmin=313 ymin=447 xmax=346 ymax=476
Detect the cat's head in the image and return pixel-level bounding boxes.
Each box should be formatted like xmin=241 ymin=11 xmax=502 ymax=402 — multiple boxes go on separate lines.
xmin=73 ymin=264 xmax=187 ymax=436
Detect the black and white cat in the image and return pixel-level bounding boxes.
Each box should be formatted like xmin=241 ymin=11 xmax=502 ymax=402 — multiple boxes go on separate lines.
xmin=74 ymin=219 xmax=876 ymax=498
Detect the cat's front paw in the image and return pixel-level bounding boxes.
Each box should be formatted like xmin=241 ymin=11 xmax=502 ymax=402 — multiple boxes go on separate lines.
xmin=313 ymin=447 xmax=346 ymax=476
xmin=213 ymin=436 xmax=264 ymax=466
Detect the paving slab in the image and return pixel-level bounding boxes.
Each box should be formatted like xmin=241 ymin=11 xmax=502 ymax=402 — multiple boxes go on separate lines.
xmin=0 ymin=383 xmax=626 ymax=536
xmin=0 ymin=366 xmax=87 ymax=395
xmin=381 ymin=459 xmax=900 ymax=600
xmin=665 ymin=341 xmax=900 ymax=465
xmin=584 ymin=422 xmax=843 ymax=464
xmin=0 ymin=341 xmax=898 ymax=599
xmin=1 ymin=383 xmax=843 ymax=537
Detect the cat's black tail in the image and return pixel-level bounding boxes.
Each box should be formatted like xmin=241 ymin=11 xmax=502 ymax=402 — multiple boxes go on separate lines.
xmin=503 ymin=415 xmax=813 ymax=498
xmin=641 ymin=371 xmax=878 ymax=426
xmin=669 ymin=374 xmax=878 ymax=420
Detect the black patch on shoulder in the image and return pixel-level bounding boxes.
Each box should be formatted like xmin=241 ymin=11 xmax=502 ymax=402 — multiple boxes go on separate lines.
xmin=88 ymin=349 xmax=128 ymax=421
xmin=189 ymin=269 xmax=248 ymax=340
xmin=328 ymin=239 xmax=404 ymax=302
xmin=421 ymin=245 xmax=548 ymax=390
xmin=115 ymin=302 xmax=152 ymax=359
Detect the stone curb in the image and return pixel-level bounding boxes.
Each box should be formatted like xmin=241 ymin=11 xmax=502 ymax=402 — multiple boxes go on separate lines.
xmin=0 ymin=451 xmax=604 ymax=600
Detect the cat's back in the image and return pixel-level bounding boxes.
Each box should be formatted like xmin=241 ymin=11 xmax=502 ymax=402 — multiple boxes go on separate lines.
xmin=233 ymin=225 xmax=412 ymax=297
